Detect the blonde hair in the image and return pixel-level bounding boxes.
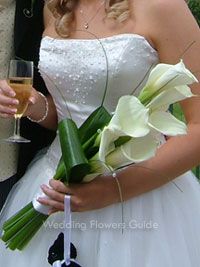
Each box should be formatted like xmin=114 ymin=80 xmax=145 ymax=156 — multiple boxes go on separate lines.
xmin=46 ymin=0 xmax=130 ymax=37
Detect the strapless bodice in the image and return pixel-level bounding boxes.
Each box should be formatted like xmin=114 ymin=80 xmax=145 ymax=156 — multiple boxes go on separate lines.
xmin=38 ymin=33 xmax=159 ymax=166
xmin=39 ymin=34 xmax=158 ymax=125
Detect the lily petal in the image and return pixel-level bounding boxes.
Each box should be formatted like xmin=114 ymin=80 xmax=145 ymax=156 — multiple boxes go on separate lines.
xmin=153 ymin=60 xmax=197 ymax=91
xmin=147 ymin=85 xmax=194 ymax=111
xmin=106 ymin=134 xmax=157 ymax=169
xmin=98 ymin=127 xmax=118 ymax=162
xmin=139 ymin=60 xmax=197 ymax=103
xmin=149 ymin=111 xmax=187 ymax=136
xmin=109 ymin=95 xmax=150 ymax=137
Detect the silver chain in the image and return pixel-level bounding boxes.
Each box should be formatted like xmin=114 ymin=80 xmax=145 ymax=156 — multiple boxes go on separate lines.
xmin=79 ymin=1 xmax=105 ymax=29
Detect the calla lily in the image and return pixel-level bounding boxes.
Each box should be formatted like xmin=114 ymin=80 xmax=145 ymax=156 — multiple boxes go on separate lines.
xmin=106 ymin=133 xmax=158 ymax=169
xmin=147 ymin=85 xmax=194 ymax=111
xmin=84 ymin=158 xmax=112 ymax=182
xmin=96 ymin=96 xmax=150 ymax=162
xmin=139 ymin=60 xmax=197 ymax=104
xmin=148 ymin=111 xmax=187 ymax=136
xmin=98 ymin=127 xmax=118 ymax=162
xmin=90 ymin=74 xmax=196 ymax=171
xmin=146 ymin=85 xmax=194 ymax=135
xmin=85 ymin=131 xmax=160 ymax=181
xmin=108 ymin=96 xmax=150 ymax=137
xmin=96 ymin=61 xmax=197 ymax=165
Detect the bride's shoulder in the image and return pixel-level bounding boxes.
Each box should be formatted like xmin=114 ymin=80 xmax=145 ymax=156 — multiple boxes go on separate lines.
xmin=133 ymin=0 xmax=189 ymax=18
xmin=132 ymin=0 xmax=191 ymax=32
xmin=133 ymin=0 xmax=198 ymax=42
xmin=132 ymin=0 xmax=199 ymax=62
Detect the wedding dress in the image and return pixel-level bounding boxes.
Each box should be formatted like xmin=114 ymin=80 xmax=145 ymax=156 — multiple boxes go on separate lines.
xmin=1 ymin=33 xmax=200 ymax=267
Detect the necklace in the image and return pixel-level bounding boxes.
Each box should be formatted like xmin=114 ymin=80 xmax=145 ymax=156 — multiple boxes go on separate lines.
xmin=79 ymin=1 xmax=105 ymax=30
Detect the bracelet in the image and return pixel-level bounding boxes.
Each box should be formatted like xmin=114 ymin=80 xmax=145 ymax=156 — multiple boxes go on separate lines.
xmin=27 ymin=92 xmax=49 ymax=123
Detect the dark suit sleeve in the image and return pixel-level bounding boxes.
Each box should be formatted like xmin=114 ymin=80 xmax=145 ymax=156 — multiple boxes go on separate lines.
xmin=14 ymin=0 xmax=56 ymax=177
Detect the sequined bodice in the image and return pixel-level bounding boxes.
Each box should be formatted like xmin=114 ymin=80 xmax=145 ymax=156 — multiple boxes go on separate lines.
xmin=39 ymin=33 xmax=159 ymax=165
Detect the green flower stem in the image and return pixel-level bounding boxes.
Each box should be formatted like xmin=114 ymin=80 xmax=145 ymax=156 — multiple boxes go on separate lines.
xmin=82 ymin=131 xmax=99 ymax=152
xmin=2 ymin=207 xmax=37 ymax=242
xmin=79 ymin=106 xmax=111 ymax=144
xmin=2 ymin=202 xmax=32 ymax=230
xmin=16 ymin=215 xmax=48 ymax=251
xmin=53 ymin=158 xmax=66 ymax=181
xmin=7 ymin=213 xmax=47 ymax=251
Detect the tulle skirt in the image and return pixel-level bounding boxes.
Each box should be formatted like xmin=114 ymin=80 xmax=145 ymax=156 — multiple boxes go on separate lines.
xmin=1 ymin=150 xmax=200 ymax=267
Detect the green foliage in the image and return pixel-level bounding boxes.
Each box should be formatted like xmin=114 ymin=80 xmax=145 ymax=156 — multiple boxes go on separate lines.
xmin=188 ymin=0 xmax=200 ymax=26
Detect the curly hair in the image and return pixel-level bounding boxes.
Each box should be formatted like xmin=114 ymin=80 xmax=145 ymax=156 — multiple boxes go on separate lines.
xmin=46 ymin=0 xmax=130 ymax=37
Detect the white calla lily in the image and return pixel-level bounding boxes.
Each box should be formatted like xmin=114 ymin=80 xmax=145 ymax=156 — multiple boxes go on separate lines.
xmin=98 ymin=127 xmax=118 ymax=162
xmin=139 ymin=60 xmax=197 ymax=104
xmin=97 ymin=95 xmax=150 ymax=162
xmin=148 ymin=111 xmax=187 ymax=136
xmin=106 ymin=134 xmax=158 ymax=169
xmin=87 ymin=60 xmax=197 ymax=180
xmin=147 ymin=85 xmax=194 ymax=111
xmin=83 ymin=159 xmax=112 ymax=182
xmin=108 ymin=95 xmax=150 ymax=137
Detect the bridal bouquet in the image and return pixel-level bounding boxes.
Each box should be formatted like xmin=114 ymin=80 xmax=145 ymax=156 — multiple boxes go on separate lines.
xmin=1 ymin=60 xmax=197 ymax=251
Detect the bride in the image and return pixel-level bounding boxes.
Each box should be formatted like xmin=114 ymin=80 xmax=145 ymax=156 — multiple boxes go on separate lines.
xmin=1 ymin=0 xmax=200 ymax=266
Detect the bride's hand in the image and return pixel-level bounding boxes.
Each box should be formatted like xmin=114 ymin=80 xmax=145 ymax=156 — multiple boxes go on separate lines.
xmin=0 ymin=79 xmax=18 ymax=118
xmin=38 ymin=177 xmax=120 ymax=213
xmin=22 ymin=87 xmax=40 ymax=117
xmin=0 ymin=79 xmax=38 ymax=118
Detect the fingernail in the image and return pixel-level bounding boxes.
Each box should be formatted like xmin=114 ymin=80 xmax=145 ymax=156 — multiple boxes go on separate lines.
xmin=10 ymin=91 xmax=16 ymax=97
xmin=12 ymin=99 xmax=19 ymax=105
xmin=41 ymin=184 xmax=48 ymax=190
xmin=29 ymin=97 xmax=35 ymax=104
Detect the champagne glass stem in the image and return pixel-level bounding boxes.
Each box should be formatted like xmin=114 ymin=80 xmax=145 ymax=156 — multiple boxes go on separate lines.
xmin=14 ymin=117 xmax=21 ymax=138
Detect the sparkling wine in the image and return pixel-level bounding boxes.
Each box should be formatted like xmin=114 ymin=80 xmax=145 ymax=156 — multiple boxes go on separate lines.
xmin=9 ymin=77 xmax=32 ymax=118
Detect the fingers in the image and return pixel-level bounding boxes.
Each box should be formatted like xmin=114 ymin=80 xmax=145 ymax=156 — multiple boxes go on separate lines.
xmin=38 ymin=180 xmax=82 ymax=213
xmin=0 ymin=80 xmax=19 ymax=117
xmin=40 ymin=184 xmax=65 ymax=203
xmin=28 ymin=88 xmax=38 ymax=105
xmin=38 ymin=180 xmax=70 ymax=212
xmin=0 ymin=99 xmax=17 ymax=113
xmin=0 ymin=80 xmax=15 ymax=97
xmin=38 ymin=196 xmax=65 ymax=212
xmin=0 ymin=103 xmax=18 ymax=118
xmin=24 ymin=88 xmax=44 ymax=117
xmin=38 ymin=184 xmax=65 ymax=212
xmin=49 ymin=179 xmax=71 ymax=194
xmin=0 ymin=92 xmax=18 ymax=106
xmin=48 ymin=208 xmax=58 ymax=215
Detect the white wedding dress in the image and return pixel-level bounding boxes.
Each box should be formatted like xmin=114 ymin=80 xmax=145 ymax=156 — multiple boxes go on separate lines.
xmin=1 ymin=34 xmax=200 ymax=267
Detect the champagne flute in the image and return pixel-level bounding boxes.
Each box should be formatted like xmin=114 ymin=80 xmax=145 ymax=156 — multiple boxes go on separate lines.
xmin=5 ymin=59 xmax=33 ymax=143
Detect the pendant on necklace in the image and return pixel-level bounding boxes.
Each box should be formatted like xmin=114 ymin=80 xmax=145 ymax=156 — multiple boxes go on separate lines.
xmin=84 ymin=23 xmax=89 ymax=29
